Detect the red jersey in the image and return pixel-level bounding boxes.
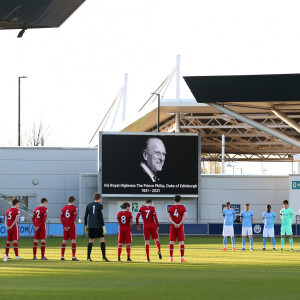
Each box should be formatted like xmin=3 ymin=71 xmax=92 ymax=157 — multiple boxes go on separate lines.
xmin=6 ymin=207 xmax=20 ymax=228
xmin=168 ymin=205 xmax=186 ymax=225
xmin=61 ymin=204 xmax=77 ymax=228
xmin=136 ymin=205 xmax=159 ymax=227
xmin=117 ymin=211 xmax=133 ymax=230
xmin=32 ymin=206 xmax=48 ymax=227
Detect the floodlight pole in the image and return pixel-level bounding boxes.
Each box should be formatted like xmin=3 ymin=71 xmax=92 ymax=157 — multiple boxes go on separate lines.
xmin=18 ymin=76 xmax=28 ymax=146
xmin=151 ymin=93 xmax=161 ymax=132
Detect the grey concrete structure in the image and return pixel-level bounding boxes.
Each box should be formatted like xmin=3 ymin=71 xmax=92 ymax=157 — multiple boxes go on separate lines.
xmin=200 ymin=175 xmax=289 ymax=223
xmin=0 ymin=147 xmax=290 ymax=224
xmin=79 ymin=173 xmax=98 ymax=222
xmin=0 ymin=147 xmax=97 ymax=222
xmin=100 ymin=175 xmax=288 ymax=224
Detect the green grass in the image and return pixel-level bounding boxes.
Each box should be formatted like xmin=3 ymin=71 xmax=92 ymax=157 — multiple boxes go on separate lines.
xmin=1 ymin=236 xmax=300 ymax=299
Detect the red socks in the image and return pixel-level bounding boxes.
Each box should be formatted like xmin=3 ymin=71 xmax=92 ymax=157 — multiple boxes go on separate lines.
xmin=72 ymin=243 xmax=76 ymax=258
xmin=5 ymin=243 xmax=10 ymax=255
xmin=169 ymin=244 xmax=174 ymax=258
xmin=41 ymin=242 xmax=46 ymax=258
xmin=118 ymin=245 xmax=123 ymax=257
xmin=156 ymin=241 xmax=161 ymax=252
xmin=33 ymin=242 xmax=38 ymax=257
xmin=61 ymin=243 xmax=66 ymax=258
xmin=13 ymin=243 xmax=18 ymax=256
xmin=180 ymin=245 xmax=184 ymax=258
xmin=145 ymin=245 xmax=150 ymax=260
xmin=126 ymin=244 xmax=131 ymax=258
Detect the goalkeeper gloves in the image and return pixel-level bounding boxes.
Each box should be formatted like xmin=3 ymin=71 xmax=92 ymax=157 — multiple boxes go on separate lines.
xmin=84 ymin=225 xmax=88 ymax=233
xmin=103 ymin=226 xmax=106 ymax=235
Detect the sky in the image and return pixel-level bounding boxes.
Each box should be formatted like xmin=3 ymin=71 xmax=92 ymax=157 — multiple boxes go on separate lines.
xmin=1 ymin=0 xmax=300 ymax=152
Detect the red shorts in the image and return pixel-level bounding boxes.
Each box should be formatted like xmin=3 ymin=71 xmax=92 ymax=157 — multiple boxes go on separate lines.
xmin=34 ymin=224 xmax=47 ymax=240
xmin=118 ymin=230 xmax=132 ymax=244
xmin=7 ymin=226 xmax=19 ymax=242
xmin=144 ymin=225 xmax=158 ymax=240
xmin=63 ymin=226 xmax=77 ymax=240
xmin=169 ymin=225 xmax=185 ymax=242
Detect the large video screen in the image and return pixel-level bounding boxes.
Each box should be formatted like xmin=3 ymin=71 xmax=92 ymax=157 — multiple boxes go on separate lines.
xmin=100 ymin=133 xmax=199 ymax=195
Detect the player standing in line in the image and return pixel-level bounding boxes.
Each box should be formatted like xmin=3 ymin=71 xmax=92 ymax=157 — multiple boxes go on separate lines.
xmin=4 ymin=199 xmax=22 ymax=261
xmin=261 ymin=204 xmax=276 ymax=251
xmin=222 ymin=201 xmax=236 ymax=251
xmin=84 ymin=193 xmax=109 ymax=261
xmin=32 ymin=198 xmax=49 ymax=260
xmin=241 ymin=203 xmax=254 ymax=251
xmin=167 ymin=195 xmax=187 ymax=263
xmin=61 ymin=196 xmax=79 ymax=261
xmin=136 ymin=198 xmax=162 ymax=262
xmin=280 ymin=200 xmax=294 ymax=251
xmin=117 ymin=202 xmax=133 ymax=262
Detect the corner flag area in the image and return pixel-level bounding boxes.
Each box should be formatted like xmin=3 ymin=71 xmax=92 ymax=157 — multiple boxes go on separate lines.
xmin=1 ymin=236 xmax=300 ymax=300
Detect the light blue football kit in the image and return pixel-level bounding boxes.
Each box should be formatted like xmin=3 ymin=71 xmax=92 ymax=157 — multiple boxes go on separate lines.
xmin=241 ymin=210 xmax=254 ymax=250
xmin=262 ymin=211 xmax=276 ymax=249
xmin=222 ymin=208 xmax=236 ymax=249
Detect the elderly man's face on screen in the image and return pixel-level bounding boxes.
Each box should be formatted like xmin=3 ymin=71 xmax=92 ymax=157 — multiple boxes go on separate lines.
xmin=143 ymin=138 xmax=166 ymax=172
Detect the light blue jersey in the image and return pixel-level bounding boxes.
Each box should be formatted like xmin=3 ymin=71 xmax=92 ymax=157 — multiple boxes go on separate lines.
xmin=241 ymin=210 xmax=254 ymax=227
xmin=223 ymin=208 xmax=236 ymax=226
xmin=263 ymin=211 xmax=276 ymax=229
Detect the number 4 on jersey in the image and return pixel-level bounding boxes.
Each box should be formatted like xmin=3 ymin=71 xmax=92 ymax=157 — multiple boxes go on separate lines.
xmin=174 ymin=209 xmax=179 ymax=217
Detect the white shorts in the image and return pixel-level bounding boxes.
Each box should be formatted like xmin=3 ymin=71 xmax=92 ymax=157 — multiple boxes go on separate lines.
xmin=263 ymin=228 xmax=274 ymax=238
xmin=242 ymin=227 xmax=253 ymax=236
xmin=223 ymin=225 xmax=234 ymax=237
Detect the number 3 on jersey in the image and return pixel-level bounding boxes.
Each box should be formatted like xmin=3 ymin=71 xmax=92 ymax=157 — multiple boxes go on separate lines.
xmin=174 ymin=209 xmax=179 ymax=217
xmin=121 ymin=215 xmax=126 ymax=224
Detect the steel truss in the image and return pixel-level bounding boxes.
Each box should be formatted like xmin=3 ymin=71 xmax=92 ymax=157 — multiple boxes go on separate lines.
xmin=150 ymin=111 xmax=300 ymax=161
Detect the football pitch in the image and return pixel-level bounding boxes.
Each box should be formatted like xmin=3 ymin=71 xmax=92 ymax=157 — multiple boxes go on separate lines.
xmin=1 ymin=236 xmax=300 ymax=300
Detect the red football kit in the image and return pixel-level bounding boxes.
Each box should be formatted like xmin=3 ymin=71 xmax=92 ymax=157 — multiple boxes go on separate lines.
xmin=117 ymin=211 xmax=133 ymax=244
xmin=6 ymin=207 xmax=20 ymax=241
xmin=136 ymin=205 xmax=159 ymax=240
xmin=168 ymin=204 xmax=187 ymax=242
xmin=61 ymin=204 xmax=77 ymax=240
xmin=32 ymin=206 xmax=48 ymax=240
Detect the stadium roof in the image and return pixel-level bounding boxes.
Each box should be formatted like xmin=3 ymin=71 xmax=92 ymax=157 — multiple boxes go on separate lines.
xmin=0 ymin=0 xmax=85 ymax=30
xmin=119 ymin=99 xmax=300 ymax=161
xmin=184 ymin=74 xmax=300 ymax=103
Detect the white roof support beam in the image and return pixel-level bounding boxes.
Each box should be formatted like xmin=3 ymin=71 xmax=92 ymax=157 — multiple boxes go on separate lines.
xmin=272 ymin=108 xmax=300 ymax=134
xmin=207 ymin=103 xmax=300 ymax=149
xmin=176 ymin=54 xmax=180 ymax=100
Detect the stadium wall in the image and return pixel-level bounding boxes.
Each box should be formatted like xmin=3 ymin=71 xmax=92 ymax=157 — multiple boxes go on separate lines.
xmin=0 ymin=148 xmax=291 ymax=225
xmin=0 ymin=147 xmax=97 ymax=222
xmin=100 ymin=175 xmax=289 ymax=224
xmin=200 ymin=175 xmax=289 ymax=223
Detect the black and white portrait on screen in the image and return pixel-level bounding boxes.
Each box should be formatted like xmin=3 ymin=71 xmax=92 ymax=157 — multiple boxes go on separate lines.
xmin=101 ymin=133 xmax=198 ymax=195
xmin=140 ymin=137 xmax=166 ymax=183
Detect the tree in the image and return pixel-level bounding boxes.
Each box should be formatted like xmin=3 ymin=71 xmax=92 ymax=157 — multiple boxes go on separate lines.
xmin=25 ymin=121 xmax=50 ymax=146
xmin=201 ymin=161 xmax=222 ymax=174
